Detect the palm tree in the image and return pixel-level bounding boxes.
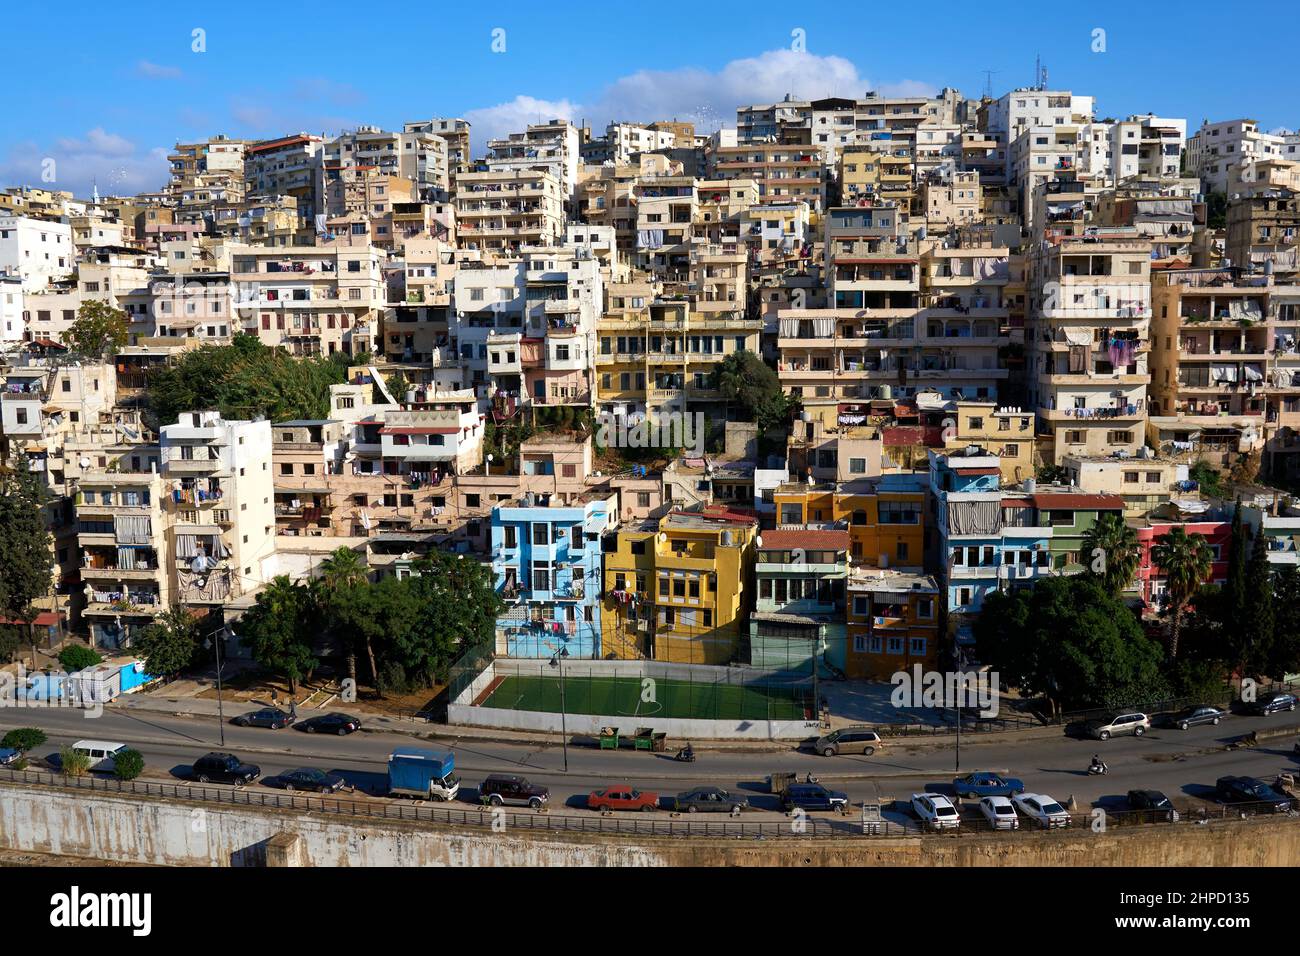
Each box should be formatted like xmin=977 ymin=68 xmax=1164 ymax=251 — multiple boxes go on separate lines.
xmin=315 ymin=547 xmax=374 ymax=692
xmin=1082 ymin=512 xmax=1141 ymax=597
xmin=1151 ymin=526 xmax=1214 ymax=659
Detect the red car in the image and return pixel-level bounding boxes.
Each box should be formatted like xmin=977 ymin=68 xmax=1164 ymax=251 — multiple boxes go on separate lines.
xmin=588 ymin=785 xmax=660 ymax=812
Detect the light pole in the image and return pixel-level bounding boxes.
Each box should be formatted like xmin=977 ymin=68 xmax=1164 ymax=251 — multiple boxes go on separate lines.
xmin=204 ymin=627 xmax=228 ymax=747
xmin=549 ymin=647 xmax=569 ymax=772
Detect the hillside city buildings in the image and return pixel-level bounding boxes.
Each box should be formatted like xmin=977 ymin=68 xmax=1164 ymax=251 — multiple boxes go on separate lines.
xmin=2 ymin=84 xmax=1297 ymax=674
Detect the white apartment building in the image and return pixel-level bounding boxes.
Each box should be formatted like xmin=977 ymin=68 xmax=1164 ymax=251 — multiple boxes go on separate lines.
xmin=0 ymin=274 xmax=22 ymax=342
xmin=986 ymin=89 xmax=1095 ymax=185
xmin=454 ymin=168 xmax=566 ymax=254
xmin=0 ymin=216 xmax=74 ymax=291
xmin=1187 ymin=119 xmax=1300 ymax=194
xmin=486 ymin=120 xmax=584 ymax=201
xmin=1078 ymin=115 xmax=1187 ymax=186
xmin=161 ymin=411 xmax=276 ymax=607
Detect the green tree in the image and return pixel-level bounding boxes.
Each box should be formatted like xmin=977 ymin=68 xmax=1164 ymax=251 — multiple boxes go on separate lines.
xmin=710 ymin=350 xmax=797 ymax=434
xmin=1082 ymin=512 xmax=1141 ymax=596
xmin=1268 ymin=565 xmax=1300 ymax=678
xmin=57 ymin=644 xmax=102 ymax=673
xmin=234 ymin=576 xmax=319 ymax=693
xmin=405 ymin=551 xmax=503 ymax=684
xmin=133 ymin=606 xmax=200 ymax=677
xmin=0 ymin=468 xmax=53 ymax=661
xmin=1206 ymin=190 xmax=1228 ymax=229
xmin=314 ymin=547 xmax=374 ymax=689
xmin=1 ymin=728 xmax=47 ymax=752
xmin=63 ymin=299 xmax=129 ymax=357
xmin=1224 ymin=497 xmax=1248 ymax=618
xmin=1151 ymin=526 xmax=1214 ymax=660
xmin=975 ymin=576 xmax=1166 ymax=717
xmin=59 ymin=746 xmax=90 ymax=777
xmin=344 ymin=575 xmax=421 ymax=697
xmin=112 ymin=748 xmax=144 ymax=781
xmin=1240 ymin=530 xmax=1276 ymax=676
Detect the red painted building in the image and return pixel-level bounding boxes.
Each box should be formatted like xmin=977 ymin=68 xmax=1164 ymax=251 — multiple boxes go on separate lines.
xmin=1132 ymin=517 xmax=1232 ymax=615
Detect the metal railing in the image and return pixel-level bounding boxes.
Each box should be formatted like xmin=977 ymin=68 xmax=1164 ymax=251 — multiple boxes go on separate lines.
xmin=2 ymin=768 xmax=1295 ymax=840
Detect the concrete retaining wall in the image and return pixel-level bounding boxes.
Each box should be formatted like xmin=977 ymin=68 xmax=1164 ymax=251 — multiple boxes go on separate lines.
xmin=0 ymin=781 xmax=1297 ymax=867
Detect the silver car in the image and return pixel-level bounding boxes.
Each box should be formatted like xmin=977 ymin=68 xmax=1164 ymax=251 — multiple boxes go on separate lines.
xmin=1085 ymin=712 xmax=1149 ymax=740
xmin=813 ymin=727 xmax=882 ymax=757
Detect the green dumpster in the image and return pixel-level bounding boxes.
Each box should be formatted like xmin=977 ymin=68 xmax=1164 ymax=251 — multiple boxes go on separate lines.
xmin=632 ymin=727 xmax=654 ymax=751
xmin=599 ymin=726 xmax=620 ymax=750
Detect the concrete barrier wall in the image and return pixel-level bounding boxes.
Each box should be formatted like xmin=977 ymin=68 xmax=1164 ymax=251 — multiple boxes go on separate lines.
xmin=447 ymin=701 xmax=820 ymax=739
xmin=0 ymin=781 xmax=1297 ymax=867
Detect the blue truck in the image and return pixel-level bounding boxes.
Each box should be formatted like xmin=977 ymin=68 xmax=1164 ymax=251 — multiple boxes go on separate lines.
xmin=387 ymin=747 xmax=460 ymax=801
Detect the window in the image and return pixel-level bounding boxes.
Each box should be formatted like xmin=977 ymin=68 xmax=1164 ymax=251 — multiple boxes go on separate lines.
xmin=532 ymin=523 xmax=550 ymax=546
xmin=848 ymin=457 xmax=866 ymax=474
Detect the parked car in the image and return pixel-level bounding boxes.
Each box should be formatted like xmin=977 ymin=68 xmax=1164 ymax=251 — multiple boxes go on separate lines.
xmin=1127 ymin=789 xmax=1179 ymax=821
xmin=588 ymin=785 xmax=659 ymax=812
xmin=275 ymin=767 xmax=345 ymax=793
xmin=977 ymin=795 xmax=1020 ymax=830
xmin=1167 ymin=705 xmax=1225 ymax=730
xmin=478 ymin=774 xmax=549 ymax=808
xmin=232 ymin=707 xmax=295 ymax=729
xmin=673 ymin=786 xmax=748 ymax=814
xmin=1084 ymin=712 xmax=1149 ymax=740
xmin=911 ymin=792 xmax=961 ymax=830
xmin=783 ymin=783 xmax=849 ymax=813
xmin=0 ymin=747 xmax=21 ymax=767
xmin=1245 ymin=691 xmax=1298 ymax=716
xmin=297 ymin=713 xmax=361 ymax=735
xmin=1215 ymin=775 xmax=1293 ymax=812
xmin=812 ymin=726 xmax=882 ymax=757
xmin=69 ymin=740 xmax=130 ymax=773
xmin=953 ymin=772 xmax=1025 ymax=798
xmin=1013 ymin=793 xmax=1070 ymax=828
xmin=191 ymin=752 xmax=260 ymax=786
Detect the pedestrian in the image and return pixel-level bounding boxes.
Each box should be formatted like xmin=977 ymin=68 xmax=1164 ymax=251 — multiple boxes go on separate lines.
xmin=270 ymin=687 xmax=279 ymax=708
xmin=289 ymin=699 xmax=297 ymax=721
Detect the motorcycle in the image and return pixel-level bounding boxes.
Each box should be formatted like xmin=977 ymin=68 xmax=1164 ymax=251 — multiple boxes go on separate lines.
xmin=673 ymin=748 xmax=696 ymax=763
xmin=1088 ymin=761 xmax=1109 ymax=776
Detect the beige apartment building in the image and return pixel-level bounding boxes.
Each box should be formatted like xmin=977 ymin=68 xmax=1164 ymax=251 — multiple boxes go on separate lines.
xmin=710 ymin=143 xmax=825 ymax=212
xmin=230 ymin=242 xmax=383 ymax=356
xmin=1027 ymin=232 xmax=1153 ymax=463
xmin=455 ymin=169 xmax=566 ymax=254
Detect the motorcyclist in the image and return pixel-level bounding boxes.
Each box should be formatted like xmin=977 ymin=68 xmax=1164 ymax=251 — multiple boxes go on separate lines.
xmin=678 ymin=742 xmax=694 ymax=761
xmin=1090 ymin=753 xmax=1107 ymax=774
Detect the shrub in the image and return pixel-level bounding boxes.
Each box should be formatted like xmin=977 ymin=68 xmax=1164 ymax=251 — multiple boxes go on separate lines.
xmin=1 ymin=728 xmax=47 ymax=752
xmin=59 ymin=746 xmax=90 ymax=777
xmin=113 ymin=749 xmax=144 ymax=781
xmin=57 ymin=645 xmax=102 ymax=673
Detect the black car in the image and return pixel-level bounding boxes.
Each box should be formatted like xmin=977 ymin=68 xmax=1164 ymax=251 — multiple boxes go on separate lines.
xmin=672 ymin=786 xmax=749 ymax=813
xmin=232 ymin=707 xmax=295 ymax=729
xmin=275 ymin=767 xmax=346 ymax=793
xmin=297 ymin=713 xmax=361 ymax=736
xmin=1215 ymin=775 xmax=1293 ymax=812
xmin=1245 ymin=691 xmax=1298 ymax=716
xmin=1167 ymin=705 xmax=1226 ymax=730
xmin=1127 ymin=789 xmax=1179 ymax=821
xmin=783 ymin=783 xmax=849 ymax=813
xmin=478 ymin=774 xmax=549 ymax=808
xmin=192 ymin=752 xmax=260 ymax=785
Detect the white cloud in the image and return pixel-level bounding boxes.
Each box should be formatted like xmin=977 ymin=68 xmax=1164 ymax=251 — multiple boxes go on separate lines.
xmin=0 ymin=129 xmax=168 ymax=197
xmin=465 ymin=50 xmax=938 ymax=151
xmin=136 ymin=60 xmax=183 ymax=80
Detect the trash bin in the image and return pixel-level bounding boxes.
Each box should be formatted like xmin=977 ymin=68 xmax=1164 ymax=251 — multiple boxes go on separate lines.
xmin=632 ymin=727 xmax=654 ymax=751
xmin=651 ymin=732 xmax=667 ymax=753
xmin=599 ymin=726 xmax=620 ymax=750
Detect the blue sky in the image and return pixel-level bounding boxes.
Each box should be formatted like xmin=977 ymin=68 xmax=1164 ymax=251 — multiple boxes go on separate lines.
xmin=5 ymin=0 xmax=1294 ymax=196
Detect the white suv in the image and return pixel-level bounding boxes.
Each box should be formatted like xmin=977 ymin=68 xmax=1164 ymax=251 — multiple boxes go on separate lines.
xmin=1085 ymin=712 xmax=1150 ymax=740
xmin=911 ymin=792 xmax=961 ymax=830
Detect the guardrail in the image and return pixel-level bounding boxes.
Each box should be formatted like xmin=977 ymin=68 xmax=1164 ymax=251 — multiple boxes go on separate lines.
xmin=1 ymin=768 xmax=1295 ymax=840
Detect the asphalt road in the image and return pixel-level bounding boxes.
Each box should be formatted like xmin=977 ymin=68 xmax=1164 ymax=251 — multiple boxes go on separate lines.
xmin=4 ymin=703 xmax=1300 ymax=818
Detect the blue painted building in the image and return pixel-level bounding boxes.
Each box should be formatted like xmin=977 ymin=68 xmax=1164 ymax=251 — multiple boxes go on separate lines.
xmin=491 ymin=492 xmax=617 ymax=659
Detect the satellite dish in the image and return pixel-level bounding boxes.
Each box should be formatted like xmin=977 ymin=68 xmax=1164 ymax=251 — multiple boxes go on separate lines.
xmin=80 ymin=457 xmax=91 ymax=469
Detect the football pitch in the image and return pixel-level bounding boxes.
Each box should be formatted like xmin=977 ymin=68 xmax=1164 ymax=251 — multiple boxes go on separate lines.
xmin=479 ymin=673 xmax=812 ymax=721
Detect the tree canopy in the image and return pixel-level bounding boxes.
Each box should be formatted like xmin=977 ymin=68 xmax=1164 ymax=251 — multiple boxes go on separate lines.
xmin=975 ymin=576 xmax=1167 ymax=714
xmin=133 ymin=606 xmax=200 ymax=677
xmin=1082 ymin=512 xmax=1140 ymax=596
xmin=0 ymin=468 xmax=53 ymax=629
xmin=63 ymin=299 xmax=129 ymax=357
xmin=710 ymin=350 xmax=798 ymax=434
xmin=146 ymin=334 xmax=360 ymax=428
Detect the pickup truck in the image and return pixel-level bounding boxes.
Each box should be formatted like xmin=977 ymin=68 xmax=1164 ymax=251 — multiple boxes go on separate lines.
xmin=387 ymin=747 xmax=460 ymax=801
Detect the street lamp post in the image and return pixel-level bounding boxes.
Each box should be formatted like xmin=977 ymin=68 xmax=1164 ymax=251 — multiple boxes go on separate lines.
xmin=205 ymin=628 xmax=228 ymax=747
xmin=550 ymin=647 xmax=569 ymax=772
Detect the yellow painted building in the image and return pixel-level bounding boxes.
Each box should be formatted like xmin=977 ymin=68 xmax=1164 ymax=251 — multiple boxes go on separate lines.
xmin=601 ymin=505 xmax=758 ymax=664
xmin=772 ymin=477 xmax=926 ymax=568
xmin=944 ymin=402 xmax=1035 ymax=486
xmin=846 ymin=567 xmax=940 ymax=679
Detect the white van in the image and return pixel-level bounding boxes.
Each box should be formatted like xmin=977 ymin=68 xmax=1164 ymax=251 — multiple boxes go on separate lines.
xmin=70 ymin=740 xmax=130 ymax=773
